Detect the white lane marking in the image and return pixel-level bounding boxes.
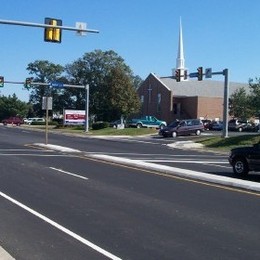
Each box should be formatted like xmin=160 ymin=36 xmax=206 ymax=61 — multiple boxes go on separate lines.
xmin=49 ymin=167 xmax=88 ymax=180
xmin=83 ymin=152 xmax=226 ymax=158
xmin=0 ymin=154 xmax=71 ymax=157
xmin=138 ymin=160 xmax=228 ymax=164
xmin=0 ymin=191 xmax=122 ymax=260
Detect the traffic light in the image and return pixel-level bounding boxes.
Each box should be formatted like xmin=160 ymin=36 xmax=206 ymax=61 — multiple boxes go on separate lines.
xmin=184 ymin=70 xmax=188 ymax=80
xmin=197 ymin=67 xmax=203 ymax=81
xmin=44 ymin=18 xmax=62 ymax=43
xmin=24 ymin=77 xmax=32 ymax=89
xmin=175 ymin=69 xmax=181 ymax=82
xmin=0 ymin=76 xmax=4 ymax=87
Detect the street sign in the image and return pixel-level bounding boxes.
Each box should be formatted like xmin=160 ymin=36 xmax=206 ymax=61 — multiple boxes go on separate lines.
xmin=42 ymin=96 xmax=53 ymax=110
xmin=189 ymin=72 xmax=198 ymax=78
xmin=50 ymin=81 xmax=63 ymax=88
xmin=205 ymin=68 xmax=212 ymax=78
xmin=76 ymin=22 xmax=87 ymax=36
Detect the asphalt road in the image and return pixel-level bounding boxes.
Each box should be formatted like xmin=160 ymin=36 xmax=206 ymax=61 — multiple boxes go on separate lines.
xmin=0 ymin=126 xmax=260 ymax=259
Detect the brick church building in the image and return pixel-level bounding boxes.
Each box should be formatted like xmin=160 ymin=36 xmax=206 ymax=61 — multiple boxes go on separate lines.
xmin=137 ymin=20 xmax=247 ymax=124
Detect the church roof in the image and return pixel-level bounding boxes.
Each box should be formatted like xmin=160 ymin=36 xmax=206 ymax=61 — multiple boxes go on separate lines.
xmin=157 ymin=75 xmax=248 ymax=98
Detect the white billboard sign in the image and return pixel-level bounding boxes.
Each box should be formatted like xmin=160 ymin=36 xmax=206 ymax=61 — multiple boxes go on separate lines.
xmin=64 ymin=109 xmax=85 ymax=125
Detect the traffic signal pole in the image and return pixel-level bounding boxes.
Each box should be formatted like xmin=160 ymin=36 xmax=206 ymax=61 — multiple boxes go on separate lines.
xmin=222 ymin=69 xmax=229 ymax=138
xmin=176 ymin=67 xmax=230 ymax=138
xmin=210 ymin=69 xmax=229 ymax=138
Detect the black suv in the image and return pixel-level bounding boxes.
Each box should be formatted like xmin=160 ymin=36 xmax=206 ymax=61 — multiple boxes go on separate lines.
xmin=229 ymin=143 xmax=260 ymax=175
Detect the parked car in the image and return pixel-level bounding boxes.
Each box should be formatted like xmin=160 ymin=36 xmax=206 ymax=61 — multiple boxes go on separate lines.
xmin=228 ymin=119 xmax=247 ymax=132
xmin=24 ymin=117 xmax=45 ymax=125
xmin=109 ymin=119 xmax=125 ymax=128
xmin=202 ymin=119 xmax=212 ymax=130
xmin=229 ymin=143 xmax=260 ymax=175
xmin=127 ymin=115 xmax=167 ymax=129
xmin=211 ymin=121 xmax=223 ymax=131
xmin=159 ymin=119 xmax=204 ymax=138
xmin=2 ymin=117 xmax=23 ymax=126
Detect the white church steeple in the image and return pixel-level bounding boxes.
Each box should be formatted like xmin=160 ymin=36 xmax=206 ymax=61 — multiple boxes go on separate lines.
xmin=172 ymin=18 xmax=186 ymax=81
xmin=176 ymin=18 xmax=185 ymax=70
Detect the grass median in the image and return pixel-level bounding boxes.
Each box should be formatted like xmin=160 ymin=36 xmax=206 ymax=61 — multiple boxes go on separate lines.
xmin=52 ymin=125 xmax=159 ymax=136
xmin=196 ymin=134 xmax=260 ymax=151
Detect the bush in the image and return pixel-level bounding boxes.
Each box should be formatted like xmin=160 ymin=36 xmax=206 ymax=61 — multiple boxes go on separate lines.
xmin=92 ymin=121 xmax=109 ymax=130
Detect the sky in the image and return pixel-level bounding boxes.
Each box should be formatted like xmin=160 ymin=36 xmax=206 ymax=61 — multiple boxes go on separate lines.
xmin=0 ymin=0 xmax=260 ymax=102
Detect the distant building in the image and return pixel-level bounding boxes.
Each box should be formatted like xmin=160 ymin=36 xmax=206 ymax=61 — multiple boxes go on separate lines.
xmin=137 ymin=19 xmax=247 ymax=123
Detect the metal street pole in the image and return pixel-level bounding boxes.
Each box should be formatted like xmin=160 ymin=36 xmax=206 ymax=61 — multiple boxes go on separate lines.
xmin=222 ymin=69 xmax=229 ymax=138
xmin=45 ymin=96 xmax=49 ymax=145
xmin=85 ymin=84 xmax=89 ymax=132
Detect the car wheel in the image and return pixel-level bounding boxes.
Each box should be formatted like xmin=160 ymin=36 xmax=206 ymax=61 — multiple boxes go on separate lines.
xmin=238 ymin=127 xmax=243 ymax=132
xmin=159 ymin=124 xmax=165 ymax=130
xmin=195 ymin=129 xmax=201 ymax=136
xmin=136 ymin=123 xmax=142 ymax=128
xmin=171 ymin=131 xmax=177 ymax=138
xmin=233 ymin=158 xmax=249 ymax=175
xmin=113 ymin=124 xmax=117 ymax=128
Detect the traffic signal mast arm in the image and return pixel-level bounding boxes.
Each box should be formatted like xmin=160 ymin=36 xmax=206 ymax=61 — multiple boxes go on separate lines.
xmin=0 ymin=19 xmax=99 ymax=34
xmin=187 ymin=68 xmax=226 ymax=80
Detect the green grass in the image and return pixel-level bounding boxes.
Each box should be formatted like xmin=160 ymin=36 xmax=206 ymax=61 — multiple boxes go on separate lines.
xmin=52 ymin=126 xmax=158 ymax=136
xmin=88 ymin=127 xmax=158 ymax=136
xmin=196 ymin=134 xmax=260 ymax=151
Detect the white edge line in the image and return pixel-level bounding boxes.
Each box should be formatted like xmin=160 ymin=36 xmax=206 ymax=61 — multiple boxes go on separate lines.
xmin=0 ymin=191 xmax=122 ymax=260
xmin=49 ymin=167 xmax=88 ymax=180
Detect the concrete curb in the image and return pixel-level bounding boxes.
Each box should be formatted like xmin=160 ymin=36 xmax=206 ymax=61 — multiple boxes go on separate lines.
xmin=0 ymin=247 xmax=15 ymax=260
xmin=90 ymin=154 xmax=260 ymax=192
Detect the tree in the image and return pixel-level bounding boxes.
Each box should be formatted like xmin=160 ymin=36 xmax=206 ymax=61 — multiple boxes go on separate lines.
xmin=229 ymin=87 xmax=252 ymax=119
xmin=133 ymin=75 xmax=143 ymax=90
xmin=100 ymin=67 xmax=140 ymax=121
xmin=65 ymin=49 xmax=142 ymax=120
xmin=249 ymin=77 xmax=260 ymax=117
xmin=26 ymin=60 xmax=64 ymax=116
xmin=0 ymin=94 xmax=29 ymax=121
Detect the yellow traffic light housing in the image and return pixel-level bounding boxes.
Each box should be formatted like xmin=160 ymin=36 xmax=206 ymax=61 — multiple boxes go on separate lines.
xmin=0 ymin=76 xmax=4 ymax=87
xmin=44 ymin=18 xmax=62 ymax=43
